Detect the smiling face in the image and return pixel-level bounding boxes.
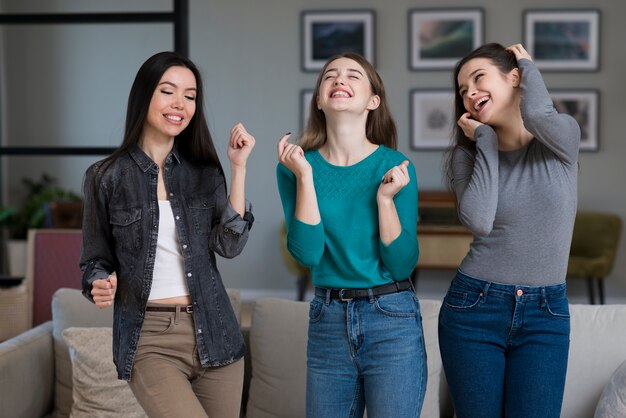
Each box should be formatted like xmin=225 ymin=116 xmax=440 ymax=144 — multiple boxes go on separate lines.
xmin=143 ymin=65 xmax=197 ymax=142
xmin=457 ymin=57 xmax=519 ymax=126
xmin=316 ymin=57 xmax=380 ymax=115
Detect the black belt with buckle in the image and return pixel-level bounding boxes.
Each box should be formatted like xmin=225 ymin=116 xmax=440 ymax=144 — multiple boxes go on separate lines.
xmin=315 ymin=279 xmax=413 ymax=301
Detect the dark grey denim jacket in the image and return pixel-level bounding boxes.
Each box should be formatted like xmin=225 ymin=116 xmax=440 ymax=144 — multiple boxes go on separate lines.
xmin=80 ymin=144 xmax=253 ymax=380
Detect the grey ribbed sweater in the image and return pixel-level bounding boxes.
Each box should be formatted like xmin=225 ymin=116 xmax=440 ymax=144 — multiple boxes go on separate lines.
xmin=453 ymin=59 xmax=580 ymax=286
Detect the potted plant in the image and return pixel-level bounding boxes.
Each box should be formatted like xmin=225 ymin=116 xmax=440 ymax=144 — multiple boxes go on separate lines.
xmin=0 ymin=174 xmax=81 ymax=276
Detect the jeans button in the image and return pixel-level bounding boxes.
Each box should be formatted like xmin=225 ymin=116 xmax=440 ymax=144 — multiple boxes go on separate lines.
xmin=517 ymin=289 xmax=523 ymax=296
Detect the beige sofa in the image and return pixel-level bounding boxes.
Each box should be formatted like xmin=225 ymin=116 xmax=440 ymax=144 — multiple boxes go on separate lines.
xmin=1 ymin=288 xmax=626 ymax=417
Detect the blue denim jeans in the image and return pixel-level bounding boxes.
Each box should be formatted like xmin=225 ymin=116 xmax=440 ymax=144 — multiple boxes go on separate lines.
xmin=438 ymin=271 xmax=570 ymax=418
xmin=306 ymin=288 xmax=427 ymax=418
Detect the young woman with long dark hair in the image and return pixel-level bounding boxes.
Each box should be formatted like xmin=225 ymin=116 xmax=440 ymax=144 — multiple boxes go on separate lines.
xmin=80 ymin=51 xmax=255 ymax=417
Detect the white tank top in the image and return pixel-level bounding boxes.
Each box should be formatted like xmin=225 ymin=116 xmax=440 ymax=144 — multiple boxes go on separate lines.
xmin=148 ymin=201 xmax=189 ymax=300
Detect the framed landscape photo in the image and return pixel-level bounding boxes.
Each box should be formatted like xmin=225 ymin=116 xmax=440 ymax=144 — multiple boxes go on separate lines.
xmin=410 ymin=89 xmax=455 ymax=150
xmin=524 ymin=9 xmax=600 ymax=71
xmin=301 ymin=10 xmax=375 ymax=72
xmin=409 ymin=8 xmax=483 ymax=71
xmin=550 ymin=89 xmax=599 ymax=151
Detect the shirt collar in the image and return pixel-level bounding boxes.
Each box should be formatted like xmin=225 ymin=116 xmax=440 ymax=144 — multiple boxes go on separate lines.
xmin=129 ymin=142 xmax=182 ymax=172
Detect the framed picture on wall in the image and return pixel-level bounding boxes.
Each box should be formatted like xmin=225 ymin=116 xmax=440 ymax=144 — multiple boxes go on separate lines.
xmin=524 ymin=9 xmax=600 ymax=71
xmin=300 ymin=89 xmax=314 ymax=132
xmin=301 ymin=10 xmax=375 ymax=71
xmin=410 ymin=89 xmax=455 ymax=150
xmin=408 ymin=8 xmax=483 ymax=71
xmin=550 ymin=89 xmax=599 ymax=151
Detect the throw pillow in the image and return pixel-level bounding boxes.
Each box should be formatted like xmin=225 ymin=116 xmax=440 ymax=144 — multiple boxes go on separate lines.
xmin=52 ymin=288 xmax=113 ymax=418
xmin=595 ymin=359 xmax=626 ymax=418
xmin=62 ymin=327 xmax=147 ymax=418
xmin=246 ymin=298 xmax=308 ymax=418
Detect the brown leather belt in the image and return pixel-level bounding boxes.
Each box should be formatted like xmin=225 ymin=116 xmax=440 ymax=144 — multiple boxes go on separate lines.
xmin=145 ymin=305 xmax=193 ymax=313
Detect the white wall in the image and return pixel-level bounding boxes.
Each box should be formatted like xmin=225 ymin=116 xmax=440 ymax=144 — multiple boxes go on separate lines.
xmin=2 ymin=0 xmax=625 ymax=302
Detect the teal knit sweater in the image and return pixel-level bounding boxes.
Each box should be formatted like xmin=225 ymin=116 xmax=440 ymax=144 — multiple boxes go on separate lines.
xmin=277 ymin=145 xmax=419 ymax=289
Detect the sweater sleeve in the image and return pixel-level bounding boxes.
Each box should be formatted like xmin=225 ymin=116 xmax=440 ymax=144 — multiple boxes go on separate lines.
xmin=379 ymin=161 xmax=419 ymax=280
xmin=276 ymin=163 xmax=325 ymax=267
xmin=453 ymin=127 xmax=500 ymax=237
xmin=518 ymin=59 xmax=581 ymax=166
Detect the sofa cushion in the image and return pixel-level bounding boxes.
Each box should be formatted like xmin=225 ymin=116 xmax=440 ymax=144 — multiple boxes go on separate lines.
xmin=594 ymin=359 xmax=626 ymax=418
xmin=562 ymin=304 xmax=626 ymax=418
xmin=245 ymin=297 xmax=445 ymax=418
xmin=51 ymin=287 xmax=241 ymax=418
xmin=52 ymin=288 xmax=113 ymax=418
xmin=419 ymin=299 xmax=447 ymax=418
xmin=246 ymin=298 xmax=309 ymax=418
xmin=62 ymin=327 xmax=146 ymax=418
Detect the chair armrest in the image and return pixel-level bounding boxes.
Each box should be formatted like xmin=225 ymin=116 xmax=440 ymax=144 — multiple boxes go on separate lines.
xmin=0 ymin=321 xmax=54 ymax=417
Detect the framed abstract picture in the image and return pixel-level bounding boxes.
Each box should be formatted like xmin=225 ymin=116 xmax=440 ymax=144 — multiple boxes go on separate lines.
xmin=409 ymin=8 xmax=484 ymax=70
xmin=551 ymin=89 xmax=599 ymax=151
xmin=302 ymin=10 xmax=375 ymax=71
xmin=410 ymin=89 xmax=455 ymax=150
xmin=524 ymin=9 xmax=600 ymax=71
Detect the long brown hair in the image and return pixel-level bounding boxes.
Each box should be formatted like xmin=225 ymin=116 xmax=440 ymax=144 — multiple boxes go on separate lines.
xmin=299 ymin=52 xmax=397 ymax=151
xmin=443 ymin=43 xmax=518 ymax=191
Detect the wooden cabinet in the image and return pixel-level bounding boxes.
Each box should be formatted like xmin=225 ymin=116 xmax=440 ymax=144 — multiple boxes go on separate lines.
xmin=416 ymin=191 xmax=471 ymax=271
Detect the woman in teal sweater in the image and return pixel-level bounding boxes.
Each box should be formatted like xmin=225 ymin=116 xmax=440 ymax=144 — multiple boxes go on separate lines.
xmin=276 ymin=52 xmax=427 ymax=418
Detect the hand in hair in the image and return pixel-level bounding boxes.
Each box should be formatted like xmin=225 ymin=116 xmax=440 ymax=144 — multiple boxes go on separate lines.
xmin=277 ymin=133 xmax=312 ymax=179
xmin=228 ymin=123 xmax=256 ymax=168
xmin=506 ymin=44 xmax=533 ymax=62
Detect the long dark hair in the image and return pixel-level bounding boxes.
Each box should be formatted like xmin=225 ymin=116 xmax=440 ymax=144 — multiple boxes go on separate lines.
xmin=443 ymin=43 xmax=518 ymax=191
xmin=89 ymin=51 xmax=224 ymax=198
xmin=104 ymin=51 xmax=222 ymax=170
xmin=299 ymin=52 xmax=397 ymax=151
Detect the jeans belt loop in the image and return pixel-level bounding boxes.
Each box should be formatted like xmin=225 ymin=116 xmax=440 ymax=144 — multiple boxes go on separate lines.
xmin=174 ymin=306 xmax=180 ymax=324
xmin=339 ymin=289 xmax=353 ymax=302
xmin=482 ymin=281 xmax=491 ymax=303
xmin=540 ymin=287 xmax=547 ymax=309
xmin=367 ymin=288 xmax=374 ymax=303
xmin=325 ymin=288 xmax=331 ymax=305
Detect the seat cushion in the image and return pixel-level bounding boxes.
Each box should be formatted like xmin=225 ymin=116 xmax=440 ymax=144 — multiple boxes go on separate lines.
xmin=562 ymin=304 xmax=626 ymax=418
xmin=594 ymin=359 xmax=626 ymax=418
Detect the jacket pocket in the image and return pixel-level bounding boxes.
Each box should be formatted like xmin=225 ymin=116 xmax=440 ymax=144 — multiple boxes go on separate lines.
xmin=186 ymin=195 xmax=215 ymax=236
xmin=110 ymin=207 xmax=142 ymax=252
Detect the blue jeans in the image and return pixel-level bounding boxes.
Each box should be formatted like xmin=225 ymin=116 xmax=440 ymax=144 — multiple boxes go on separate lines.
xmin=306 ymin=288 xmax=427 ymax=418
xmin=438 ymin=271 xmax=570 ymax=418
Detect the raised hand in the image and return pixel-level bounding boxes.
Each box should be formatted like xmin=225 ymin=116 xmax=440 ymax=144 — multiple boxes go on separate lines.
xmin=378 ymin=160 xmax=410 ymax=200
xmin=228 ymin=122 xmax=256 ymax=168
xmin=277 ymin=133 xmax=312 ymax=179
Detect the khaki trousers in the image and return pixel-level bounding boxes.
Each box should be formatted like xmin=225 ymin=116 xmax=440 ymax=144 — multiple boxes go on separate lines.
xmin=128 ymin=306 xmax=244 ymax=418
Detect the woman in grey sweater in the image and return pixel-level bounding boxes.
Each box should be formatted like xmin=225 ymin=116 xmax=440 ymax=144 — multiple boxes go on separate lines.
xmin=439 ymin=43 xmax=580 ymax=418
